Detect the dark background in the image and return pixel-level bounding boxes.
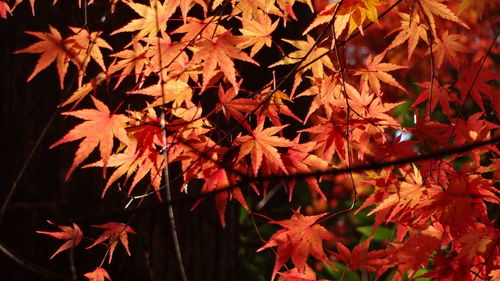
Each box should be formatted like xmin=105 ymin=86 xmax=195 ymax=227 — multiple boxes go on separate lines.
xmin=0 ymin=2 xmax=245 ymax=281
xmin=0 ymin=1 xmax=323 ymax=280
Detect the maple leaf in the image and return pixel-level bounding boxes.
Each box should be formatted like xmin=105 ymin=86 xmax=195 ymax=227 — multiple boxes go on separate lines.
xmin=270 ymin=35 xmax=334 ymax=79
xmin=14 ymin=25 xmax=77 ymax=89
xmin=192 ymin=153 xmax=249 ymax=227
xmin=171 ymin=16 xmax=227 ymax=43
xmin=354 ymin=52 xmax=407 ymax=95
xmin=455 ymin=60 xmax=500 ymax=111
xmin=216 ymin=84 xmax=257 ymax=126
xmin=128 ymin=79 xmax=193 ymax=108
xmin=275 ymin=0 xmax=313 ymax=21
xmin=37 ymin=221 xmax=83 ymax=259
xmin=67 ymin=27 xmax=113 ymax=76
xmin=108 ymin=41 xmax=149 ymax=88
xmin=190 ymin=31 xmax=259 ymax=92
xmin=231 ymin=0 xmax=282 ymax=20
xmin=84 ymin=267 xmax=112 ymax=281
xmin=342 ymin=0 xmax=385 ymax=35
xmin=281 ymin=139 xmax=329 ymax=200
xmin=111 ymin=0 xmax=173 ymax=40
xmin=416 ymin=0 xmax=469 ymax=36
xmin=386 ymin=12 xmax=429 ymax=60
xmin=300 ymin=114 xmax=348 ymax=162
xmin=429 ymin=173 xmax=498 ymax=237
xmin=0 ymin=1 xmax=11 ymax=18
xmin=83 ymin=108 xmax=167 ymax=197
xmin=297 ymin=75 xmax=343 ymax=123
xmin=234 ymin=118 xmax=294 ymax=176
xmin=304 ymin=0 xmax=385 ymax=37
xmin=254 ymin=88 xmax=302 ymax=127
xmin=368 ymin=164 xmax=433 ymax=223
xmin=50 ymin=96 xmax=132 ymax=180
xmin=237 ymin=11 xmax=279 ymax=57
xmin=412 ymin=78 xmax=456 ymax=117
xmin=432 ymin=31 xmax=468 ymax=70
xmin=142 ymin=33 xmax=188 ymax=79
xmin=257 ymin=209 xmax=334 ymax=280
xmin=83 ymin=149 xmax=165 ymax=197
xmin=86 ymin=222 xmax=136 ymax=263
xmin=333 ymin=239 xmax=388 ymax=272
xmin=455 ymin=223 xmax=494 ymax=264
xmin=457 ymin=0 xmax=487 ymax=19
xmin=277 ymin=265 xmax=317 ymax=281
xmin=59 ymin=72 xmax=107 ymax=108
xmin=340 ymin=84 xmax=402 ymax=127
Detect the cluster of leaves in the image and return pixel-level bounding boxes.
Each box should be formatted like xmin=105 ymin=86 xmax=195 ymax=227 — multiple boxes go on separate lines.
xmin=4 ymin=0 xmax=499 ymax=279
xmin=37 ymin=221 xmax=135 ymax=280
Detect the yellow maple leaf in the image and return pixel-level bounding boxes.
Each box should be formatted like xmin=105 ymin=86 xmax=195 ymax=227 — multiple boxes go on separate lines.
xmin=270 ymin=35 xmax=335 ymax=78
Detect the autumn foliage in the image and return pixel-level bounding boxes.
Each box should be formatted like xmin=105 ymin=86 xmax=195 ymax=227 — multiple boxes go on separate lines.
xmin=3 ymin=0 xmax=499 ymax=280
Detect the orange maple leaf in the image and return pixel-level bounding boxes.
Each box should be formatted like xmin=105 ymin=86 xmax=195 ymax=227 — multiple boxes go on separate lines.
xmin=86 ymin=222 xmax=136 ymax=263
xmin=257 ymin=209 xmax=334 ymax=280
xmin=386 ymin=12 xmax=429 ymax=60
xmin=128 ymin=79 xmax=193 ymax=108
xmin=235 ymin=118 xmax=294 ymax=176
xmin=297 ymin=75 xmax=343 ymax=123
xmin=216 ymin=84 xmax=257 ymax=125
xmin=431 ymin=31 xmax=468 ymax=70
xmin=83 ymin=149 xmax=165 ymax=197
xmin=14 ymin=25 xmax=77 ymax=89
xmin=231 ymin=0 xmax=281 ymax=20
xmin=171 ymin=16 xmax=227 ymax=42
xmin=416 ymin=0 xmax=468 ymax=36
xmin=84 ymin=108 xmax=166 ymax=197
xmin=67 ymin=27 xmax=112 ymax=76
xmin=108 ymin=41 xmax=149 ymax=88
xmin=270 ymin=35 xmax=334 ymax=79
xmin=190 ymin=31 xmax=259 ymax=92
xmin=50 ymin=96 xmax=132 ymax=180
xmin=354 ymin=52 xmax=407 ymax=95
xmin=111 ymin=0 xmax=173 ymax=40
xmin=36 ymin=221 xmax=83 ymax=259
xmin=457 ymin=0 xmax=487 ymax=19
xmin=59 ymin=72 xmax=107 ymax=108
xmin=84 ymin=267 xmax=112 ymax=281
xmin=304 ymin=0 xmax=385 ymax=37
xmin=237 ymin=11 xmax=279 ymax=57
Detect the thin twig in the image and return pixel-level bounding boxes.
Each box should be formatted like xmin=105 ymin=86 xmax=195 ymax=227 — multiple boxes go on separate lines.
xmin=330 ymin=0 xmax=357 ymax=209
xmin=0 ymin=240 xmax=72 ymax=281
xmin=152 ymin=0 xmax=188 ymax=280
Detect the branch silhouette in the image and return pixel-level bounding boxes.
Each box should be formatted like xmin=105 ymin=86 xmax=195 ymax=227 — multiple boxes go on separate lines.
xmin=157 ymin=135 xmax=500 ymax=206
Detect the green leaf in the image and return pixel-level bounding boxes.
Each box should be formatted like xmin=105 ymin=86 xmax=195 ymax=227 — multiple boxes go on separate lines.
xmin=356 ymin=225 xmax=393 ymax=241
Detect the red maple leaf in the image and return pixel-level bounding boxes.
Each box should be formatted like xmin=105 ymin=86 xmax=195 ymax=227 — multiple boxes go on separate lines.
xmin=235 ymin=118 xmax=294 ymax=176
xmin=86 ymin=222 xmax=136 ymax=263
xmin=332 ymin=238 xmax=388 ymax=272
xmin=37 ymin=221 xmax=83 ymax=259
xmin=257 ymin=209 xmax=334 ymax=280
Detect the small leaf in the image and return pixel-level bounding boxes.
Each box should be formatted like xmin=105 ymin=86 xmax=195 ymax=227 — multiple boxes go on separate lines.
xmin=86 ymin=222 xmax=136 ymax=263
xmin=84 ymin=267 xmax=112 ymax=281
xmin=37 ymin=221 xmax=83 ymax=259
